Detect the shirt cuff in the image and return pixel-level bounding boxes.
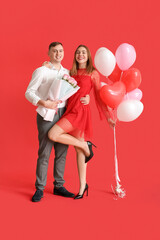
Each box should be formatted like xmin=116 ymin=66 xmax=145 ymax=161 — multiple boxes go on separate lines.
xmin=33 ymin=96 xmax=41 ymax=106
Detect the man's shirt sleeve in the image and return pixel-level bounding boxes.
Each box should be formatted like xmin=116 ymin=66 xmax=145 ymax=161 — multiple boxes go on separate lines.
xmin=25 ymin=67 xmax=44 ymax=106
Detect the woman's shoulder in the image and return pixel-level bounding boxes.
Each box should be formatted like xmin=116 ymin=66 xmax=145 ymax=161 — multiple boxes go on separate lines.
xmin=91 ymin=69 xmax=100 ymax=79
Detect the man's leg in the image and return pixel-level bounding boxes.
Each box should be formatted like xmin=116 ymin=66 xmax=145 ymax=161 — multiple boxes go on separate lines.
xmin=33 ymin=113 xmax=62 ymax=202
xmin=52 ymin=107 xmax=74 ymax=197
xmin=53 ymin=107 xmax=68 ymax=188
xmin=34 ymin=114 xmax=54 ymax=197
xmin=32 ymin=133 xmax=52 ymax=202
xmin=53 ymin=142 xmax=68 ymax=188
xmin=53 ymin=142 xmax=74 ymax=197
xmin=35 ymin=135 xmax=53 ymax=191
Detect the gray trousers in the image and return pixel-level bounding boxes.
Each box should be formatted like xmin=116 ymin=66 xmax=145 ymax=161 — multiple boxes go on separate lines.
xmin=35 ymin=107 xmax=68 ymax=190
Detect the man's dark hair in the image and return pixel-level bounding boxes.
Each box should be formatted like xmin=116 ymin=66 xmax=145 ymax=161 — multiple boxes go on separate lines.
xmin=49 ymin=42 xmax=63 ymax=50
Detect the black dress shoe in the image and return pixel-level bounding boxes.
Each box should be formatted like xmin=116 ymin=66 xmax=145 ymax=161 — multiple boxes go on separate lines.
xmin=74 ymin=183 xmax=89 ymax=200
xmin=54 ymin=187 xmax=75 ymax=198
xmin=85 ymin=141 xmax=97 ymax=163
xmin=32 ymin=189 xmax=43 ymax=202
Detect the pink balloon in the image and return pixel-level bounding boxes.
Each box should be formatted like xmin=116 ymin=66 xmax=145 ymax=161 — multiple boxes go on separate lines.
xmin=123 ymin=88 xmax=143 ymax=101
xmin=115 ymin=43 xmax=136 ymax=71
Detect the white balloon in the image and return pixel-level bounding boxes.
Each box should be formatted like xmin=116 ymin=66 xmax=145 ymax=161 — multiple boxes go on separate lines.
xmin=95 ymin=47 xmax=106 ymax=55
xmin=94 ymin=48 xmax=116 ymax=77
xmin=117 ymin=99 xmax=144 ymax=122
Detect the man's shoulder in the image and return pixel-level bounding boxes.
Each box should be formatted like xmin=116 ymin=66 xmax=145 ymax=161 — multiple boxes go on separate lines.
xmin=33 ymin=66 xmax=48 ymax=73
xmin=32 ymin=66 xmax=51 ymax=77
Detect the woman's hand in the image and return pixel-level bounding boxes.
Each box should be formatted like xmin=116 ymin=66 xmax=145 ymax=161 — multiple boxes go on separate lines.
xmin=42 ymin=61 xmax=52 ymax=68
xmin=107 ymin=118 xmax=116 ymax=129
xmin=80 ymin=94 xmax=90 ymax=105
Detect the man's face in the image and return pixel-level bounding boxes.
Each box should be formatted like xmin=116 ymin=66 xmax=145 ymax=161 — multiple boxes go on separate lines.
xmin=48 ymin=44 xmax=64 ymax=63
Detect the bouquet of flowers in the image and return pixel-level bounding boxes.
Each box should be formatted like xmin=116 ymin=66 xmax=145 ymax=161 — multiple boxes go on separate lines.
xmin=36 ymin=74 xmax=80 ymax=121
xmin=62 ymin=74 xmax=77 ymax=88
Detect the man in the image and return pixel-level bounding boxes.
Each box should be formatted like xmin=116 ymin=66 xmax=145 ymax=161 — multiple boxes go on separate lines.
xmin=25 ymin=42 xmax=89 ymax=202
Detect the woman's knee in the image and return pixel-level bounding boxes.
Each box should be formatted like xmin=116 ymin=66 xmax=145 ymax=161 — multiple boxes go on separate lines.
xmin=74 ymin=146 xmax=82 ymax=153
xmin=48 ymin=129 xmax=57 ymax=142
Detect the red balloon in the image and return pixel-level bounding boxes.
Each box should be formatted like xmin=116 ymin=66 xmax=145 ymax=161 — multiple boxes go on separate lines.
xmin=108 ymin=64 xmax=122 ymax=82
xmin=121 ymin=68 xmax=142 ymax=92
xmin=99 ymin=82 xmax=126 ymax=109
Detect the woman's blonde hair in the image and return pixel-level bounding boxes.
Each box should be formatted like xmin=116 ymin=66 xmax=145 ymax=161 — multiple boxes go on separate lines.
xmin=70 ymin=45 xmax=95 ymax=76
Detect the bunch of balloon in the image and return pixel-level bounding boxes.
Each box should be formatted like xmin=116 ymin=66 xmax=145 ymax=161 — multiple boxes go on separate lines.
xmin=94 ymin=43 xmax=144 ymax=199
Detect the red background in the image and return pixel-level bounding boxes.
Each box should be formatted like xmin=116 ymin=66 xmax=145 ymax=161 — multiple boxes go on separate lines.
xmin=1 ymin=0 xmax=160 ymax=239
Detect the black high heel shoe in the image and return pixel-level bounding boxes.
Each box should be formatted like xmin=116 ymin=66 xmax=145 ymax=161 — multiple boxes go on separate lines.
xmin=74 ymin=183 xmax=89 ymax=200
xmin=85 ymin=141 xmax=97 ymax=163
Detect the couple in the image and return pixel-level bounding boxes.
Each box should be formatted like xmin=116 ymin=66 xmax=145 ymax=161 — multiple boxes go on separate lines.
xmin=25 ymin=42 xmax=115 ymax=202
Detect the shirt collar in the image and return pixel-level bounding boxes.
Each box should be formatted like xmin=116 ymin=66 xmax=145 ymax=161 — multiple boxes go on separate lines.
xmin=49 ymin=62 xmax=64 ymax=71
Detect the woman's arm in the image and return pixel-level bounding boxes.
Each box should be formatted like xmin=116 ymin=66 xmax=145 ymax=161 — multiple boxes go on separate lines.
xmin=91 ymin=70 xmax=116 ymax=128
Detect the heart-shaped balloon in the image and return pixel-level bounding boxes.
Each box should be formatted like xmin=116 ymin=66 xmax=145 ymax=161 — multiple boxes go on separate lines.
xmin=121 ymin=68 xmax=142 ymax=92
xmin=99 ymin=82 xmax=126 ymax=109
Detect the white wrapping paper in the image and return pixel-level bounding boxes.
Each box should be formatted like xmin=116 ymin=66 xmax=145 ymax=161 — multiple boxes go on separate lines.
xmin=36 ymin=78 xmax=80 ymax=121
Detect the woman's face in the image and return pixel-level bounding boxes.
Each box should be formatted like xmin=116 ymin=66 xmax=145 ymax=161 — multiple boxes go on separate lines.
xmin=75 ymin=47 xmax=88 ymax=66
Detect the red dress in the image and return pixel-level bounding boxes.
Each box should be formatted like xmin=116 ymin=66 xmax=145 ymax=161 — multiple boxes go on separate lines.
xmin=57 ymin=69 xmax=110 ymax=139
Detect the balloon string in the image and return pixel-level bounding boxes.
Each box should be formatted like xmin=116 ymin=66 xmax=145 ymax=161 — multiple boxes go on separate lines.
xmin=114 ymin=127 xmax=120 ymax=184
xmin=126 ymin=93 xmax=129 ymax=99
xmin=119 ymin=71 xmax=123 ymax=81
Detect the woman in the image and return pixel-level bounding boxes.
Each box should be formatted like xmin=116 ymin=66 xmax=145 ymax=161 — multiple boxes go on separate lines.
xmin=44 ymin=45 xmax=115 ymax=199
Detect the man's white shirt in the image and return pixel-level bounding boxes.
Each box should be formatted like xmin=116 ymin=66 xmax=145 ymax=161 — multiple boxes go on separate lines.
xmin=25 ymin=64 xmax=69 ymax=108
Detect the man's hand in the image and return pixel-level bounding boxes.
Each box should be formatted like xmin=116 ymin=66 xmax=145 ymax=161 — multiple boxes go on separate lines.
xmin=38 ymin=99 xmax=61 ymax=109
xmin=107 ymin=118 xmax=116 ymax=129
xmin=45 ymin=99 xmax=61 ymax=109
xmin=80 ymin=94 xmax=90 ymax=105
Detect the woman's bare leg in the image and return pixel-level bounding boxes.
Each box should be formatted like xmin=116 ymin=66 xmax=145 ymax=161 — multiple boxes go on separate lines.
xmin=48 ymin=124 xmax=90 ymax=156
xmin=75 ymin=144 xmax=87 ymax=195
